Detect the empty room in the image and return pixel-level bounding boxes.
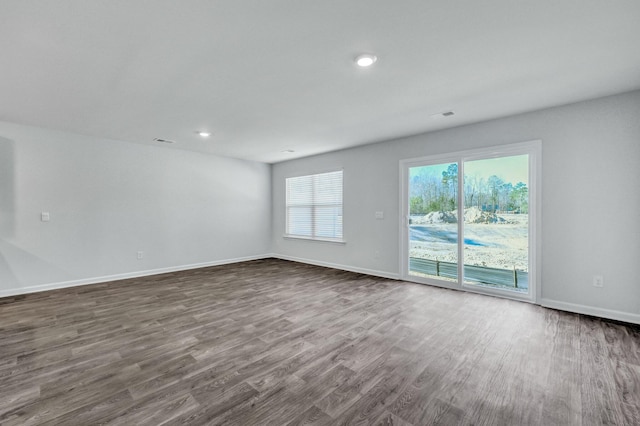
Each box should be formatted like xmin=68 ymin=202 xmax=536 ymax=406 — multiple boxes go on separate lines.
xmin=1 ymin=1 xmax=639 ymax=425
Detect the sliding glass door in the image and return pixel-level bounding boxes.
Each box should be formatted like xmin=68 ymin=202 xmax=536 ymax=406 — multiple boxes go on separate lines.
xmin=408 ymin=161 xmax=459 ymax=282
xmin=462 ymin=155 xmax=529 ymax=293
xmin=401 ymin=142 xmax=539 ymax=301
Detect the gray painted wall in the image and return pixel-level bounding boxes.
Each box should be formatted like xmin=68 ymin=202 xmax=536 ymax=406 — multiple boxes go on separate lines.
xmin=0 ymin=121 xmax=271 ymax=296
xmin=2 ymin=91 xmax=639 ymax=323
xmin=272 ymin=90 xmax=640 ymax=321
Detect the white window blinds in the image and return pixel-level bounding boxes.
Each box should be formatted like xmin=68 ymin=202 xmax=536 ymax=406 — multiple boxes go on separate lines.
xmin=286 ymin=170 xmax=343 ymax=241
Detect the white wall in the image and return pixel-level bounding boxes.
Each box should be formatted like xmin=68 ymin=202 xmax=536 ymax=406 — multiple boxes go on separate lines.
xmin=0 ymin=121 xmax=271 ymax=296
xmin=272 ymin=90 xmax=640 ymax=323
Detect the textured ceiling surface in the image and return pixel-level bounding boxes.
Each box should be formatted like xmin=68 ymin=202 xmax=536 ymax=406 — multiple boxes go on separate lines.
xmin=1 ymin=0 xmax=639 ymax=163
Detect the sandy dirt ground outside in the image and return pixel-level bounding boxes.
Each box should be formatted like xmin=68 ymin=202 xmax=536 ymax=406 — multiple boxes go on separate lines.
xmin=409 ymin=214 xmax=528 ymax=271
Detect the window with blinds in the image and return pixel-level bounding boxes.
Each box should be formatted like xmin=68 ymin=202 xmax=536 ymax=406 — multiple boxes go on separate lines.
xmin=285 ymin=170 xmax=343 ymax=241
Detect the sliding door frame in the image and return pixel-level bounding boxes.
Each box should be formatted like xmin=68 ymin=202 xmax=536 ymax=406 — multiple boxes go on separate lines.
xmin=399 ymin=140 xmax=541 ymax=303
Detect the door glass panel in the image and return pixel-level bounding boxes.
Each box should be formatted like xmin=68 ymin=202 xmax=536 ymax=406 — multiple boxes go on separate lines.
xmin=408 ymin=163 xmax=458 ymax=282
xmin=462 ymin=155 xmax=529 ymax=292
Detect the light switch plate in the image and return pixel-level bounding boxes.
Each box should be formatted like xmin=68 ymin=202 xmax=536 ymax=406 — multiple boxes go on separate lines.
xmin=375 ymin=211 xmax=384 ymax=219
xmin=41 ymin=212 xmax=50 ymax=222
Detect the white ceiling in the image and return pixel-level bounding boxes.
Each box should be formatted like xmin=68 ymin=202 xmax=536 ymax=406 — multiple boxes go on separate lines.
xmin=1 ymin=1 xmax=639 ymax=163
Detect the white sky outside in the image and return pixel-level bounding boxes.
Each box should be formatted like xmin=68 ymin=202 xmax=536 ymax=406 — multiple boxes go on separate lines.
xmin=410 ymin=154 xmax=528 ymax=185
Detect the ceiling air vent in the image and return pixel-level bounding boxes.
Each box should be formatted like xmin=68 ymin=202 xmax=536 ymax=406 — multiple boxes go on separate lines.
xmin=153 ymin=138 xmax=176 ymax=144
xmin=430 ymin=110 xmax=455 ymax=119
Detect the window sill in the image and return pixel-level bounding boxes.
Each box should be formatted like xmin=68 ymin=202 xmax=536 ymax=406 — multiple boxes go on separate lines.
xmin=283 ymin=235 xmax=346 ymax=244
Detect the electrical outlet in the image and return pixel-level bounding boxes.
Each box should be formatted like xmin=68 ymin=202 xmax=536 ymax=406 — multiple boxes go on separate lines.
xmin=374 ymin=250 xmax=380 ymax=259
xmin=137 ymin=251 xmax=144 ymax=260
xmin=593 ymin=275 xmax=604 ymax=288
xmin=41 ymin=212 xmax=50 ymax=222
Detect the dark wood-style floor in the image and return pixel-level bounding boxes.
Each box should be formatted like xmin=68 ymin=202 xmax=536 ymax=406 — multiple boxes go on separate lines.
xmin=1 ymin=259 xmax=639 ymax=425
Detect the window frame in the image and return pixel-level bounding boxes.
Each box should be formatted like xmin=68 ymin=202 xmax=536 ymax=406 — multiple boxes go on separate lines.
xmin=284 ymin=170 xmax=345 ymax=243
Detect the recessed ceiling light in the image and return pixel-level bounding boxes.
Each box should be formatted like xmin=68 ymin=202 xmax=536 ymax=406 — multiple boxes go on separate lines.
xmin=198 ymin=131 xmax=211 ymax=137
xmin=355 ymin=54 xmax=377 ymax=67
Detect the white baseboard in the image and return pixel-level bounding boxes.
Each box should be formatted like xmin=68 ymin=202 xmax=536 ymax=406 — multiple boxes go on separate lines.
xmin=4 ymin=255 xmax=637 ymax=326
xmin=540 ymin=298 xmax=640 ymax=325
xmin=0 ymin=254 xmax=271 ymax=298
xmin=271 ymin=253 xmax=401 ymax=281
xmin=273 ymin=256 xmax=639 ymax=325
